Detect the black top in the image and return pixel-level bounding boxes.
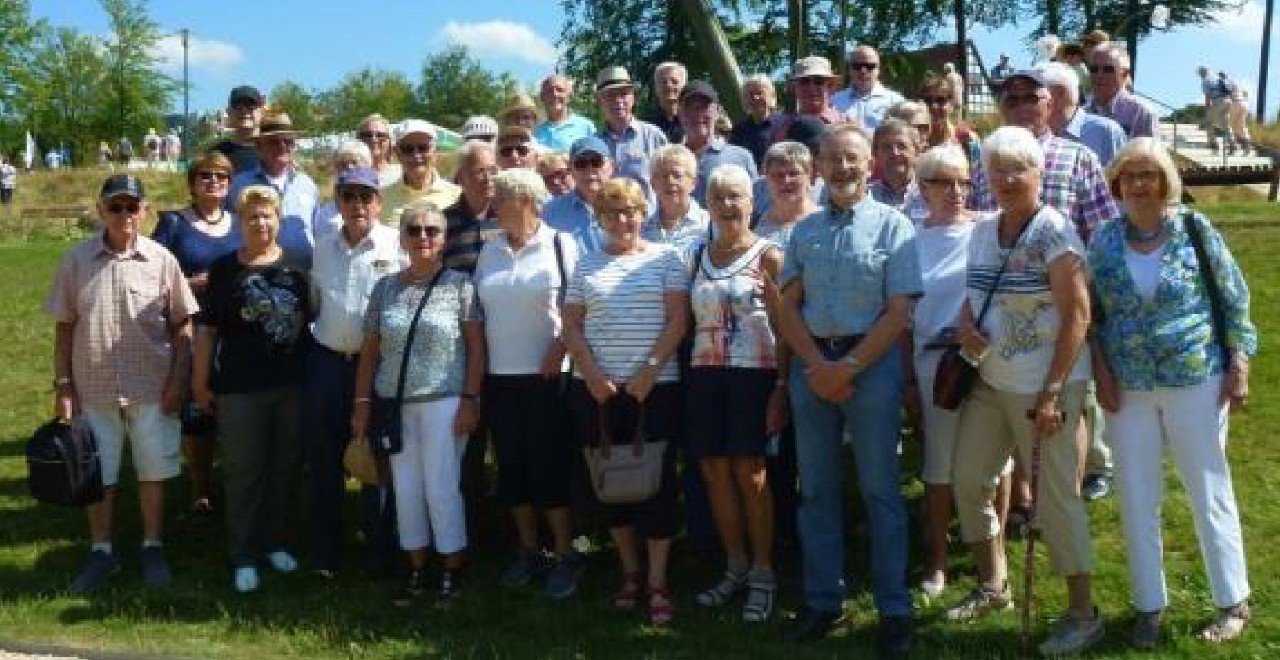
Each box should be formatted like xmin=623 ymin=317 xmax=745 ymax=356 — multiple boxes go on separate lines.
xmin=642 ymin=109 xmax=684 ymax=144
xmin=729 ymin=113 xmax=779 ymax=168
xmin=211 ymin=139 xmax=260 ymax=175
xmin=199 ymin=250 xmax=311 ymax=394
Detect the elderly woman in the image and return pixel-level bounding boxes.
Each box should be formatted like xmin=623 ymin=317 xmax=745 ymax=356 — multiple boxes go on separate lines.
xmin=312 ymin=140 xmax=374 ymax=245
xmin=561 ymin=177 xmax=690 ymax=626
xmin=474 ymin=168 xmax=583 ymax=598
xmin=902 ymin=145 xmax=981 ymax=598
xmin=869 ymin=118 xmax=927 ymax=221
xmin=919 ymin=74 xmax=981 ymax=162
xmin=1090 ymin=138 xmax=1255 ymax=649
xmin=687 ymin=164 xmax=786 ymax=623
xmin=537 ymin=152 xmax=574 ymax=197
xmin=356 ymin=113 xmax=402 ymax=187
xmin=153 ymin=151 xmax=241 ymax=515
xmin=643 ymin=144 xmax=710 ymax=247
xmin=352 ymin=202 xmax=485 ymax=608
xmin=755 ymin=141 xmax=819 ymax=250
xmin=191 ymin=185 xmax=310 ymax=592
xmin=947 ymin=126 xmax=1098 ymax=656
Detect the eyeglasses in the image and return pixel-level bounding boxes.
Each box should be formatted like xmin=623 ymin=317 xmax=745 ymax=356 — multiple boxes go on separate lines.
xmin=849 ymin=62 xmax=878 ymax=71
xmin=924 ymin=178 xmax=972 ymax=190
xmin=1119 ymin=170 xmax=1163 ymax=185
xmin=106 ymin=202 xmax=141 ymax=215
xmin=398 ymin=143 xmax=433 ymax=155
xmin=1001 ymin=93 xmax=1043 ymax=107
xmin=403 ymin=224 xmax=444 ymax=238
xmin=1087 ymin=64 xmax=1120 ymax=74
xmin=196 ymin=171 xmax=230 ymax=182
xmin=709 ymin=191 xmax=749 ymax=205
xmin=923 ymin=96 xmax=952 ymax=106
xmin=543 ymin=169 xmax=571 ymax=180
xmin=573 ymin=156 xmax=605 ymax=170
xmin=500 ymin=144 xmax=531 ymax=158
xmin=357 ymin=131 xmax=389 ymax=141
xmin=261 ymin=137 xmax=296 ymax=149
xmin=338 ymin=188 xmax=378 ymax=204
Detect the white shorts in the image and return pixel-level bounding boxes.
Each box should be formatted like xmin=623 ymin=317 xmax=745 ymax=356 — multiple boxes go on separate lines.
xmin=81 ymin=403 xmax=182 ymax=486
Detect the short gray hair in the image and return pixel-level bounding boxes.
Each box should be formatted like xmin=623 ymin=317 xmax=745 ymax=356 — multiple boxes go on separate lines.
xmin=456 ymin=139 xmax=495 ymax=171
xmin=707 ymin=163 xmax=754 ymax=197
xmin=915 ymin=144 xmax=970 ymax=181
xmin=400 ymin=201 xmax=445 ymax=228
xmin=332 ymin=140 xmax=372 ymax=168
xmin=820 ymin=123 xmax=872 ymax=157
xmin=1091 ymin=42 xmax=1131 ymax=71
xmin=763 ymin=141 xmax=812 ymax=174
xmin=873 ymin=118 xmax=919 ymax=149
xmin=886 ymin=100 xmax=928 ymax=125
xmin=1038 ymin=62 xmax=1080 ymax=105
xmin=493 ymin=167 xmax=551 ymax=210
xmin=982 ymin=126 xmax=1045 ymax=173
xmin=740 ymin=74 xmax=776 ymax=99
xmin=654 ymin=61 xmax=688 ymax=83
xmin=650 ymin=144 xmax=697 ymax=178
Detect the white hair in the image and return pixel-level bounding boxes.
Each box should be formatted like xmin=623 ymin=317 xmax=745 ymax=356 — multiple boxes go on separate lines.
xmin=707 ymin=163 xmax=754 ymax=196
xmin=1092 ymin=42 xmax=1131 ymax=70
xmin=982 ymin=126 xmax=1045 ymax=173
xmin=654 ymin=61 xmax=688 ymax=83
xmin=455 ymin=139 xmax=495 ymax=170
xmin=763 ymin=141 xmax=813 ymax=174
xmin=915 ymin=144 xmax=970 ymax=181
xmin=332 ymin=140 xmax=372 ymax=168
xmin=650 ymin=144 xmax=697 ymax=178
xmin=493 ymin=167 xmax=551 ymax=210
xmin=1038 ymin=62 xmax=1080 ymax=105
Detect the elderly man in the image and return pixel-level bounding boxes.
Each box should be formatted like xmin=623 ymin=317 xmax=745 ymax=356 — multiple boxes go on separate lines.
xmin=773 ymin=125 xmax=917 ymax=655
xmin=444 ymin=140 xmax=502 ymax=274
xmin=383 ymin=119 xmax=462 ymax=224
xmin=227 ymin=111 xmax=318 ymax=259
xmin=645 ymin=61 xmax=688 ymax=143
xmin=46 ymin=174 xmax=198 ymax=593
xmin=595 ymin=66 xmax=668 ymax=200
xmin=356 ymin=113 xmax=401 ymax=188
xmin=770 ymin=57 xmax=844 ymax=144
xmin=678 ymin=80 xmax=758 ymax=205
xmin=729 ymin=74 xmax=782 ymax=167
xmin=1084 ymin=43 xmax=1160 ymax=140
xmin=831 ymin=46 xmax=905 ymax=134
xmin=1041 ymin=62 xmax=1126 ymax=166
xmin=496 ymin=125 xmax=540 ymax=171
xmin=542 ymin=136 xmax=611 ymax=252
xmin=212 ymin=85 xmax=264 ymax=174
xmin=305 ymin=166 xmax=405 ymax=578
xmin=534 ymin=74 xmax=596 ymax=152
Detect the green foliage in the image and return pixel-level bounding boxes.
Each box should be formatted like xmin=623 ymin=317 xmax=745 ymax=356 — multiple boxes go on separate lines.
xmin=315 ymin=68 xmax=417 ymax=133
xmin=416 ymin=45 xmax=520 ymax=133
xmin=268 ymin=81 xmax=321 ymax=134
xmin=95 ymin=0 xmax=177 ymax=152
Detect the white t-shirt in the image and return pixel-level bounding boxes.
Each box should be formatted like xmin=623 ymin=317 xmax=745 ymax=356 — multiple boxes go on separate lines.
xmin=967 ymin=207 xmax=1090 ymax=393
xmin=1124 ymin=243 xmax=1163 ymax=301
xmin=0 ymin=163 xmax=15 ymax=188
xmin=913 ymin=222 xmax=973 ymax=352
xmin=565 ymin=243 xmax=690 ymax=383
xmin=474 ymin=223 xmax=579 ymax=375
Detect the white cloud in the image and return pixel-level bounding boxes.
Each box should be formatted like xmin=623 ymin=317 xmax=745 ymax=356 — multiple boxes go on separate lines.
xmin=151 ymin=34 xmax=245 ymax=74
xmin=435 ymin=20 xmax=558 ymax=67
xmin=1207 ymin=1 xmax=1273 ymax=42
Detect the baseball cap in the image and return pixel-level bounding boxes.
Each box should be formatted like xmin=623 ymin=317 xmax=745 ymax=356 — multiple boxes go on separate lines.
xmin=1004 ymin=69 xmax=1047 ymax=89
xmin=679 ymin=80 xmax=719 ymax=105
xmin=227 ymin=85 xmax=263 ymax=107
xmin=335 ymin=166 xmax=379 ymax=190
xmin=569 ymin=136 xmax=609 ymax=161
xmin=100 ymin=174 xmax=146 ymax=200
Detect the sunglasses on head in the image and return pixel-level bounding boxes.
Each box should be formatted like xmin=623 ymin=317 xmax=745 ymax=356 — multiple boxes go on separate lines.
xmin=1087 ymin=64 xmax=1119 ymax=74
xmin=338 ymin=188 xmax=377 ymax=204
xmin=500 ymin=144 xmax=531 ymax=158
xmin=1002 ymin=93 xmax=1043 ymax=107
xmin=106 ymin=201 xmax=141 ymax=215
xmin=924 ymin=96 xmax=951 ymax=106
xmin=196 ymin=171 xmax=229 ymax=182
xmin=573 ymin=156 xmax=605 ymax=169
xmin=399 ymin=143 xmax=433 ymax=155
xmin=849 ymin=62 xmax=878 ymax=71
xmin=357 ymin=131 xmax=389 ymax=141
xmin=403 ymin=224 xmax=444 ymax=238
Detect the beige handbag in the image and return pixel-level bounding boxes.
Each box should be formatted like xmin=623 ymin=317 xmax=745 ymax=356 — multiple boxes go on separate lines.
xmin=582 ymin=397 xmax=666 ymax=505
xmin=343 ymin=435 xmax=383 ymax=487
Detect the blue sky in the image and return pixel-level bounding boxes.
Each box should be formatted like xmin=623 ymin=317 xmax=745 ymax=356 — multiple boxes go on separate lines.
xmin=29 ymin=0 xmax=1280 ymax=120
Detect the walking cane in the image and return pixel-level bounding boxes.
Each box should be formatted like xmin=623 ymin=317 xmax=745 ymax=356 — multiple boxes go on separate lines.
xmin=1021 ymin=412 xmax=1049 ymax=658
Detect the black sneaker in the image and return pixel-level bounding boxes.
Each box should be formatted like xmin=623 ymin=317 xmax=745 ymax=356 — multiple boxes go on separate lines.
xmin=499 ymin=550 xmax=549 ymax=587
xmin=879 ymin=615 xmax=914 ymax=658
xmin=543 ymin=553 xmax=585 ymax=600
xmin=435 ymin=570 xmax=461 ymax=609
xmin=781 ymin=606 xmax=841 ymax=642
xmin=392 ymin=569 xmax=428 ymax=607
xmin=69 ymin=549 xmax=120 ymax=594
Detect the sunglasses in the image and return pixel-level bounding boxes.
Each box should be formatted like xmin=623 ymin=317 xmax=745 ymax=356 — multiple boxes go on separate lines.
xmin=1087 ymin=64 xmax=1119 ymax=74
xmin=1002 ymin=93 xmax=1043 ymax=107
xmin=403 ymin=224 xmax=444 ymax=238
xmin=399 ymin=143 xmax=433 ymax=155
xmin=500 ymin=144 xmax=532 ymax=158
xmin=106 ymin=202 xmax=142 ymax=215
xmin=196 ymin=171 xmax=230 ymax=182
xmin=262 ymin=137 xmax=296 ymax=149
xmin=923 ymin=96 xmax=952 ymax=106
xmin=338 ymin=188 xmax=378 ymax=204
xmin=849 ymin=62 xmax=878 ymax=71
xmin=573 ymin=156 xmax=605 ymax=169
xmin=357 ymin=131 xmax=389 ymax=141
xmin=924 ymin=178 xmax=972 ymax=189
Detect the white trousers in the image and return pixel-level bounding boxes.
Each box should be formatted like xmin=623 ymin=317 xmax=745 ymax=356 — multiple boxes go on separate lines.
xmin=391 ymin=397 xmax=468 ymax=554
xmin=1107 ymin=375 xmax=1250 ymax=611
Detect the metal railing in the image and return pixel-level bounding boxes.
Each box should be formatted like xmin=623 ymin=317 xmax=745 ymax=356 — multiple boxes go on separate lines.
xmin=1130 ymin=88 xmax=1182 ymax=159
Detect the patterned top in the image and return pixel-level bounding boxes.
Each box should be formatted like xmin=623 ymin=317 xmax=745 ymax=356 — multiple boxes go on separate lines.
xmin=690 ymin=239 xmax=778 ymax=369
xmin=44 ymin=233 xmax=199 ymax=408
xmin=967 ymin=207 xmax=1091 ymax=393
xmin=780 ymin=197 xmax=922 ymax=337
xmin=565 ymin=244 xmax=690 ymax=383
xmin=364 ymin=269 xmax=482 ymax=402
xmin=969 ymin=131 xmax=1119 ymax=244
xmin=1087 ymin=210 xmax=1257 ymax=391
xmin=870 ymin=179 xmax=929 ymax=223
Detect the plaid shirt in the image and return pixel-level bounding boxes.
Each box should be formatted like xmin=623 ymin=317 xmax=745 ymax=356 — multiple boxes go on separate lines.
xmin=969 ymin=131 xmax=1119 ymax=244
xmin=44 ymin=233 xmax=198 ymax=408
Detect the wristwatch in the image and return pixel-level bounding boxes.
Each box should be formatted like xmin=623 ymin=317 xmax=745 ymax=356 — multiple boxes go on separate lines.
xmin=841 ymin=354 xmax=863 ymax=374
xmin=645 ymin=355 xmax=660 ymax=368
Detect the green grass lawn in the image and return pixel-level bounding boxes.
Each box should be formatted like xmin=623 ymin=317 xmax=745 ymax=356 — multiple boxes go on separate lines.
xmin=0 ymin=201 xmax=1275 ymax=659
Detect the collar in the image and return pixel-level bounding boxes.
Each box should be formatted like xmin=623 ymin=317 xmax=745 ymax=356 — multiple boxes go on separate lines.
xmin=1062 ymin=108 xmax=1086 ymax=139
xmin=848 ymin=82 xmax=885 ymax=100
xmin=824 ymin=195 xmax=871 ymax=224
xmin=646 ymin=200 xmax=704 ymax=232
xmin=604 ymin=118 xmax=637 ymax=141
xmin=251 ymin=164 xmax=297 ymax=187
xmin=496 ymin=221 xmax=553 ymax=252
xmin=401 ymin=169 xmax=444 ymax=193
xmin=92 ymin=231 xmax=149 ymax=261
xmin=337 ymin=223 xmax=379 ymax=250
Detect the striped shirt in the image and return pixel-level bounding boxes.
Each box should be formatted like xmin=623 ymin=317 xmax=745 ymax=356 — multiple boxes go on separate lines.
xmin=443 ymin=197 xmax=501 ymax=275
xmin=565 ymin=243 xmax=690 ymax=383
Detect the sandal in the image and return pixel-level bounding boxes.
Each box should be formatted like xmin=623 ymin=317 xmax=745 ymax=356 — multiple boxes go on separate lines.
xmin=648 ymin=584 xmax=675 ymax=626
xmin=191 ymin=497 xmax=214 ymax=515
xmin=741 ymin=579 xmax=777 ymax=623
xmin=695 ymin=570 xmax=747 ymax=607
xmin=612 ymin=571 xmax=642 ymax=609
xmin=1200 ymin=602 xmax=1250 ymax=642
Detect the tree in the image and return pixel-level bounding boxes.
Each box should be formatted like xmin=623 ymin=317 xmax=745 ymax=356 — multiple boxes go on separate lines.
xmin=315 ymin=68 xmax=416 ymax=133
xmin=415 ymin=46 xmax=519 ymax=133
xmin=269 ymin=81 xmax=321 ymax=134
xmin=97 ymin=0 xmax=175 ymax=148
xmin=17 ymin=26 xmax=112 ymax=163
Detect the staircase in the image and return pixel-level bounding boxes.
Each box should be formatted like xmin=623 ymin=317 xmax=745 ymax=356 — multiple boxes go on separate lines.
xmin=1160 ymin=121 xmax=1277 ymax=199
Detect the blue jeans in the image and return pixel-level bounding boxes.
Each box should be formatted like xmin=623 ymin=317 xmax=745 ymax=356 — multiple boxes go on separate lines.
xmin=789 ymin=344 xmax=912 ymax=617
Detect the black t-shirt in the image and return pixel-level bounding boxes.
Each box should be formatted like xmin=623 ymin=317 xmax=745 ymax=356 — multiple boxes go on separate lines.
xmin=211 ymin=139 xmax=260 ymax=175
xmin=642 ymin=109 xmax=684 ymax=143
xmin=199 ymin=250 xmax=311 ymax=394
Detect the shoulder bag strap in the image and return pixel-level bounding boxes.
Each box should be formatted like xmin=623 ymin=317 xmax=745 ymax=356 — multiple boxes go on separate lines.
xmin=974 ymin=208 xmax=1038 ymax=326
xmin=553 ymin=231 xmax=568 ymax=303
xmin=394 ymin=268 xmax=447 ymax=406
xmin=1182 ymin=212 xmax=1230 ymax=361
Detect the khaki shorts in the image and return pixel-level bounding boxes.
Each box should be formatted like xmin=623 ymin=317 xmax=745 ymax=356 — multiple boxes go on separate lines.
xmin=81 ymin=403 xmax=182 ymax=486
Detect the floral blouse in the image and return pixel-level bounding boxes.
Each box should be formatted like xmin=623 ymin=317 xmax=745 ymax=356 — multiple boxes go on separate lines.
xmin=1087 ymin=209 xmax=1257 ymax=391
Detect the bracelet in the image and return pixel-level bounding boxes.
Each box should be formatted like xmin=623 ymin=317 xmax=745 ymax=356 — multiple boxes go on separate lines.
xmin=353 ymin=397 xmax=371 ymax=404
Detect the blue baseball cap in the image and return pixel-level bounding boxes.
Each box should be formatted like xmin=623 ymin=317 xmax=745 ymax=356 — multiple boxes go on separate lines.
xmin=100 ymin=174 xmax=146 ymax=200
xmin=335 ymin=166 xmax=379 ymax=190
xmin=569 ymin=136 xmax=609 ymax=162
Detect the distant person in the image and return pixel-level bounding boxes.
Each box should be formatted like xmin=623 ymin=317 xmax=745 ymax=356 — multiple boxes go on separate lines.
xmin=534 ymin=74 xmax=596 ymax=152
xmin=144 ymin=128 xmax=161 ymax=167
xmin=115 ymin=135 xmax=134 ymax=166
xmin=383 ymin=119 xmax=462 ymax=225
xmin=942 ymin=62 xmax=966 ymax=117
xmin=45 ymin=174 xmax=199 ymax=593
xmin=990 ymin=53 xmax=1014 ymax=93
xmin=645 ymin=61 xmax=688 ymax=143
xmin=729 ymin=74 xmax=782 ymax=167
xmin=212 ymin=85 xmax=265 ymax=174
xmin=164 ymin=130 xmax=182 ymax=164
xmin=97 ymin=142 xmax=113 ymax=168
xmin=1198 ymin=67 xmax=1232 ymax=149
xmin=226 ymin=111 xmax=319 ymax=260
xmin=0 ymin=156 xmax=15 ymax=205
xmin=44 ymin=149 xmax=61 ymax=170
xmin=769 ymin=56 xmax=844 ymax=144
xmin=356 ymin=113 xmax=402 ymax=188
xmin=595 ymin=66 xmax=668 ymax=200
xmin=1084 ymin=43 xmax=1159 ymax=140
xmin=1226 ymin=76 xmax=1253 ymax=155
xmin=832 ymin=45 xmax=904 ymax=133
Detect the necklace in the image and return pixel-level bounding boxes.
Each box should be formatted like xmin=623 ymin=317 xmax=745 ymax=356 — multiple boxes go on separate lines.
xmin=192 ymin=206 xmax=225 ymax=225
xmin=1125 ymin=218 xmax=1166 ymax=243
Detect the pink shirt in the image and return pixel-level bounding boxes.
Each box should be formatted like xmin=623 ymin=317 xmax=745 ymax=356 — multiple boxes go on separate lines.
xmin=44 ymin=233 xmax=198 ymax=407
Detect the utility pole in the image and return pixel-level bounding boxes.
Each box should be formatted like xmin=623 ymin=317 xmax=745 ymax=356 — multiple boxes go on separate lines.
xmin=181 ymin=28 xmax=190 ymax=161
xmin=1260 ymin=0 xmax=1273 ymax=119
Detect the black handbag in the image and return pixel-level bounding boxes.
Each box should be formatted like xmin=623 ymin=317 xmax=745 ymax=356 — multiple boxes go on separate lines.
xmin=26 ymin=418 xmax=104 ymax=507
xmin=368 ymin=268 xmax=445 ymax=455
xmin=1183 ymin=212 xmax=1230 ymax=362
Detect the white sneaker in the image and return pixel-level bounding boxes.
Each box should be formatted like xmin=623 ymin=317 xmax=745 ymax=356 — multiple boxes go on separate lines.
xmin=267 ymin=550 xmax=298 ymax=573
xmin=234 ymin=566 xmax=260 ymax=592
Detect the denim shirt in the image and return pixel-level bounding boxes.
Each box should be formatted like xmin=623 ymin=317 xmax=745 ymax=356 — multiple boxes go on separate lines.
xmin=780 ymin=197 xmax=922 ymax=336
xmin=1088 ymin=209 xmax=1257 ymax=391
xmin=599 ymin=119 xmax=668 ymax=199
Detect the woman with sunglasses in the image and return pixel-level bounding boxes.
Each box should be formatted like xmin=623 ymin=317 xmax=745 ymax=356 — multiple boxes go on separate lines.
xmin=352 ymin=202 xmax=486 ymax=609
xmin=356 ymin=113 xmax=402 ymax=188
xmin=919 ymin=74 xmax=981 ymax=164
xmin=153 ymin=150 xmax=241 ymax=516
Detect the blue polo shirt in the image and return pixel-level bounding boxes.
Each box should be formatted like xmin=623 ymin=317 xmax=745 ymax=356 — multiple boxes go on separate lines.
xmin=599 ymin=119 xmax=668 ymax=199
xmin=692 ymin=139 xmax=759 ymax=205
xmin=542 ymin=191 xmax=605 ymax=254
xmin=780 ymin=197 xmax=921 ymax=336
xmin=534 ymin=114 xmax=597 ymax=153
xmin=1061 ymin=108 xmax=1127 ymax=167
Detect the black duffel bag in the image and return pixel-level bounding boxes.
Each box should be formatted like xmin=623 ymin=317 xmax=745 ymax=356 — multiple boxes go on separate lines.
xmin=26 ymin=418 xmax=105 ymax=507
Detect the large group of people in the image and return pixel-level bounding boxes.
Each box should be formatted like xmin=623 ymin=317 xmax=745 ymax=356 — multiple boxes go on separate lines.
xmin=44 ymin=40 xmax=1256 ymax=659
